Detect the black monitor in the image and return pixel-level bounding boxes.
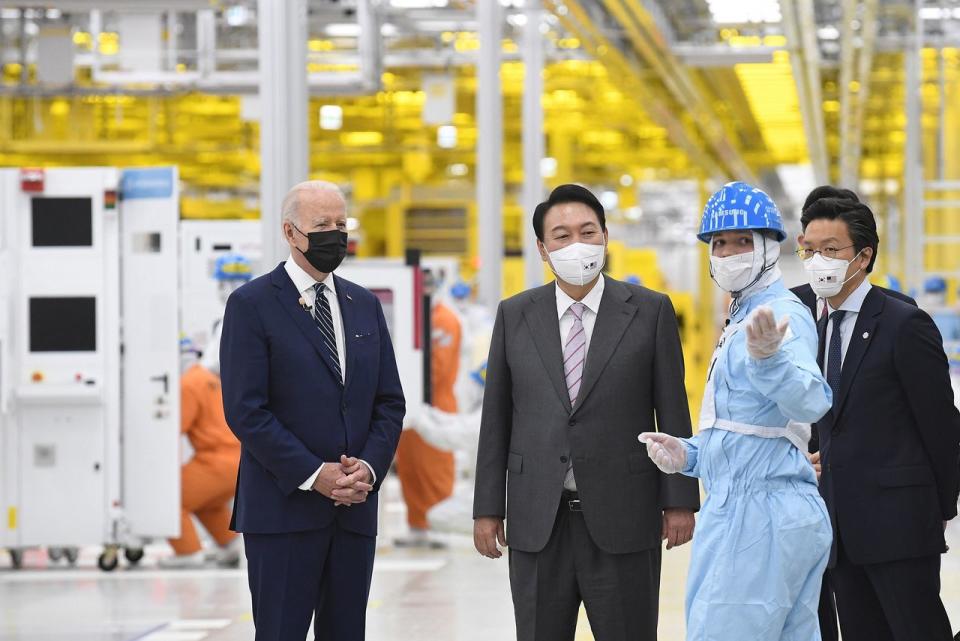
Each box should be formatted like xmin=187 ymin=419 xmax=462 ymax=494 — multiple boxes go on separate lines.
xmin=31 ymin=197 xmax=94 ymax=247
xmin=29 ymin=297 xmax=97 ymax=352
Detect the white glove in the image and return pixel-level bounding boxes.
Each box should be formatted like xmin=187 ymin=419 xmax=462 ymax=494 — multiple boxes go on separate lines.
xmin=402 ymin=403 xmax=425 ymax=430
xmin=638 ymin=432 xmax=687 ymax=474
xmin=745 ymin=305 xmax=790 ymax=360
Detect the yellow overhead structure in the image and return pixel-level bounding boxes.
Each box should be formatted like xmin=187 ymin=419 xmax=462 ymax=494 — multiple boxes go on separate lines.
xmin=595 ymin=0 xmax=759 ymax=184
xmin=734 ymin=46 xmax=810 ymax=166
xmin=542 ymin=0 xmax=726 ymax=181
xmin=838 ymin=0 xmax=880 ymax=186
xmin=780 ymin=0 xmax=829 ymax=183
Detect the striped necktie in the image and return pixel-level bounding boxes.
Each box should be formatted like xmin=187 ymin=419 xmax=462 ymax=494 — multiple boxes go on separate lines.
xmin=313 ymin=282 xmax=342 ymax=384
xmin=564 ymin=302 xmax=587 ymax=404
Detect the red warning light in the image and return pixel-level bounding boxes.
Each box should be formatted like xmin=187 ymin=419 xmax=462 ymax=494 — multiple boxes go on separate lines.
xmin=20 ymin=168 xmax=44 ymax=193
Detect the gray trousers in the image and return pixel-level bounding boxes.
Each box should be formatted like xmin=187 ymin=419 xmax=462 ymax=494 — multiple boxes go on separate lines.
xmin=509 ymin=498 xmax=662 ymax=641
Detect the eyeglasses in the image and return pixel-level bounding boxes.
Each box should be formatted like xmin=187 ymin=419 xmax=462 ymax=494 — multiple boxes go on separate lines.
xmin=795 ymin=245 xmax=856 ymax=260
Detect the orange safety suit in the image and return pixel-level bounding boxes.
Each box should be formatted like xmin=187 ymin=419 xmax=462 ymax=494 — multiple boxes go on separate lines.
xmin=395 ymin=302 xmax=461 ymax=529
xmin=168 ymin=364 xmax=241 ymax=555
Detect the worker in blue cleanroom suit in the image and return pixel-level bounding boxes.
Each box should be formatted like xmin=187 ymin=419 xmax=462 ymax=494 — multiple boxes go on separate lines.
xmin=640 ymin=182 xmax=834 ymax=641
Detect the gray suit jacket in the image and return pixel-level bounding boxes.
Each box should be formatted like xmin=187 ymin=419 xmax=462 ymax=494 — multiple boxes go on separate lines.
xmin=473 ymin=276 xmax=701 ymax=554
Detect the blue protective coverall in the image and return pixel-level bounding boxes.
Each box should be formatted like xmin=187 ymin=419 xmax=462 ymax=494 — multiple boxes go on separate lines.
xmin=681 ymin=279 xmax=833 ymax=641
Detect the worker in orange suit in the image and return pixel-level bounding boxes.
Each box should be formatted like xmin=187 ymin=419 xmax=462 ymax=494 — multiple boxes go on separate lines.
xmin=394 ymin=300 xmax=461 ymax=548
xmin=161 ymin=337 xmax=242 ymax=568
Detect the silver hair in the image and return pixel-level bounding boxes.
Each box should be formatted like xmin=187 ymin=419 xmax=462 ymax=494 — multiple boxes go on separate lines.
xmin=280 ymin=180 xmax=346 ymax=227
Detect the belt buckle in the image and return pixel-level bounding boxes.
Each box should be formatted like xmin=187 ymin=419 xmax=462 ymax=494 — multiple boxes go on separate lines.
xmin=567 ymin=498 xmax=582 ymax=512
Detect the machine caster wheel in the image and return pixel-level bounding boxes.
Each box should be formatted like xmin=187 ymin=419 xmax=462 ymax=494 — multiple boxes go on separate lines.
xmin=47 ymin=547 xmax=64 ymax=563
xmin=124 ymin=547 xmax=144 ymax=565
xmin=9 ymin=549 xmax=23 ymax=569
xmin=97 ymin=550 xmax=119 ymax=572
xmin=64 ymin=548 xmax=79 ymax=566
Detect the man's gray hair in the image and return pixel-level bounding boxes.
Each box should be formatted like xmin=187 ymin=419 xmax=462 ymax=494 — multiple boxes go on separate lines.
xmin=281 ymin=180 xmax=346 ymax=226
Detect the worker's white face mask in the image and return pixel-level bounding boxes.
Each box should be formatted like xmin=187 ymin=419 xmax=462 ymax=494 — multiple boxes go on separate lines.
xmin=803 ymin=250 xmax=864 ymax=298
xmin=710 ymin=251 xmax=755 ymax=292
xmin=547 ymin=241 xmax=606 ymax=287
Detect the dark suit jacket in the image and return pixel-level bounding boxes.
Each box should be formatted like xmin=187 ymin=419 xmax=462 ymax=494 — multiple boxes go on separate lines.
xmin=812 ymin=286 xmax=960 ymax=566
xmin=220 ymin=263 xmax=405 ymax=536
xmin=791 ymin=283 xmax=917 ymax=453
xmin=473 ymin=276 xmax=700 ymax=554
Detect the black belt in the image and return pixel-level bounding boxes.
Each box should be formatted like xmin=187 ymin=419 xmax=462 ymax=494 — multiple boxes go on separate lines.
xmin=562 ymin=490 xmax=581 ymax=512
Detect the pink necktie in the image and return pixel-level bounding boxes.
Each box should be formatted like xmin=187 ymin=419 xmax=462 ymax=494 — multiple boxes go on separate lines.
xmin=564 ymin=302 xmax=587 ymax=404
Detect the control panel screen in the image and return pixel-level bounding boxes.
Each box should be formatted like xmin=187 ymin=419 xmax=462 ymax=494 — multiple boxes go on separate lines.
xmin=31 ymin=197 xmax=94 ymax=247
xmin=29 ymin=297 xmax=96 ymax=352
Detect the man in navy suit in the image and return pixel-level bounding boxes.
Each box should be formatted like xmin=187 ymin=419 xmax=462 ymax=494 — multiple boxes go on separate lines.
xmin=789 ymin=186 xmax=917 ymax=641
xmin=220 ymin=180 xmax=405 ymax=641
xmin=798 ymin=195 xmax=959 ymax=641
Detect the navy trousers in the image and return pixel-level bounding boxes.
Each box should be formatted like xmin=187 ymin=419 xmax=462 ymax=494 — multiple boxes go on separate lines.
xmin=244 ymin=525 xmax=376 ymax=641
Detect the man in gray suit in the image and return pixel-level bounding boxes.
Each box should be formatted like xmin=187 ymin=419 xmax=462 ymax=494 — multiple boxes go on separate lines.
xmin=473 ymin=184 xmax=701 ymax=641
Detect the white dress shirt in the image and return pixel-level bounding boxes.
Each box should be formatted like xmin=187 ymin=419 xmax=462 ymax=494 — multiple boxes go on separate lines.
xmin=555 ymin=276 xmax=605 ymax=491
xmin=284 ymin=256 xmax=376 ymax=491
xmin=823 ymin=277 xmax=873 ymax=380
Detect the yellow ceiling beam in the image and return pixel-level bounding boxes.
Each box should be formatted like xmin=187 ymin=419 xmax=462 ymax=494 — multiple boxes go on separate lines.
xmin=542 ymin=0 xmax=726 ymax=181
xmin=781 ymin=0 xmax=829 ymax=183
xmin=599 ymin=0 xmax=760 ymax=183
xmin=839 ymin=0 xmax=880 ymax=186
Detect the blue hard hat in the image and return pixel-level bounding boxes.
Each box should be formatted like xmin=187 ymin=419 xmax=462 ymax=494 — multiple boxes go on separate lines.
xmin=450 ymin=281 xmax=471 ymax=300
xmin=625 ymin=275 xmax=642 ymax=286
xmin=214 ymin=253 xmax=254 ymax=282
xmin=698 ymin=181 xmax=786 ymax=243
xmin=470 ymin=360 xmax=487 ymax=387
xmin=179 ymin=336 xmax=200 ymax=355
xmin=924 ymin=276 xmax=947 ymax=293
xmin=880 ymin=273 xmax=903 ymax=293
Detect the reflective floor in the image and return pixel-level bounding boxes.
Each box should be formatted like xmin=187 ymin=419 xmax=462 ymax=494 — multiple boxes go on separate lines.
xmin=2 ymin=478 xmax=959 ymax=641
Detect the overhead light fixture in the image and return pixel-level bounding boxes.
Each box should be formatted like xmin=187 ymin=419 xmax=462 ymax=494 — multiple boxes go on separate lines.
xmin=390 ymin=0 xmax=449 ymax=8
xmin=448 ymin=163 xmax=469 ymax=177
xmin=707 ymin=0 xmax=781 ymax=24
xmin=600 ymin=190 xmax=619 ymax=211
xmin=437 ymin=125 xmax=457 ymax=149
xmin=319 ymin=105 xmax=343 ymax=131
xmin=325 ymin=23 xmax=361 ymax=37
xmin=225 ymin=5 xmax=250 ymax=27
xmin=619 ymin=174 xmax=634 ymax=187
xmin=541 ymin=157 xmax=558 ymax=178
xmin=507 ymin=13 xmax=528 ymax=27
xmin=920 ymin=6 xmax=960 ymax=19
xmin=817 ymin=26 xmax=839 ymax=40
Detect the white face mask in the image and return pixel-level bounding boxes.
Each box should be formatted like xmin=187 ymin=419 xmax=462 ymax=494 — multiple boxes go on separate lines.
xmin=547 ymin=241 xmax=606 ymax=287
xmin=710 ymin=251 xmax=756 ymax=292
xmin=803 ymin=250 xmax=864 ymax=298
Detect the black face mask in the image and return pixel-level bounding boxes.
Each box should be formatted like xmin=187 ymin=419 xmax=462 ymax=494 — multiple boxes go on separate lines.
xmin=292 ymin=224 xmax=348 ymax=274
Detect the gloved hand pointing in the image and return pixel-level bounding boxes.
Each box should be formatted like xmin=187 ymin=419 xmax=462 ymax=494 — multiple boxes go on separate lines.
xmin=638 ymin=432 xmax=687 ymax=474
xmin=745 ymin=305 xmax=790 ymax=360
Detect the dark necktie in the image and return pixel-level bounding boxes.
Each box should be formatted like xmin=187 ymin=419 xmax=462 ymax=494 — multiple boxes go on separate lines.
xmin=313 ymin=282 xmax=342 ymax=383
xmin=827 ymin=310 xmax=846 ymax=400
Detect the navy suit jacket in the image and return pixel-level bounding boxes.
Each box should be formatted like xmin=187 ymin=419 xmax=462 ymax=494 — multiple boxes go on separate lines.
xmin=220 ymin=262 xmax=405 ymax=536
xmin=791 ymin=282 xmax=917 ymax=454
xmin=811 ymin=286 xmax=960 ymax=566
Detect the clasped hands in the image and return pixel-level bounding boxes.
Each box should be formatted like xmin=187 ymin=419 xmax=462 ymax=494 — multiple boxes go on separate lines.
xmin=312 ymin=455 xmax=373 ymax=506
